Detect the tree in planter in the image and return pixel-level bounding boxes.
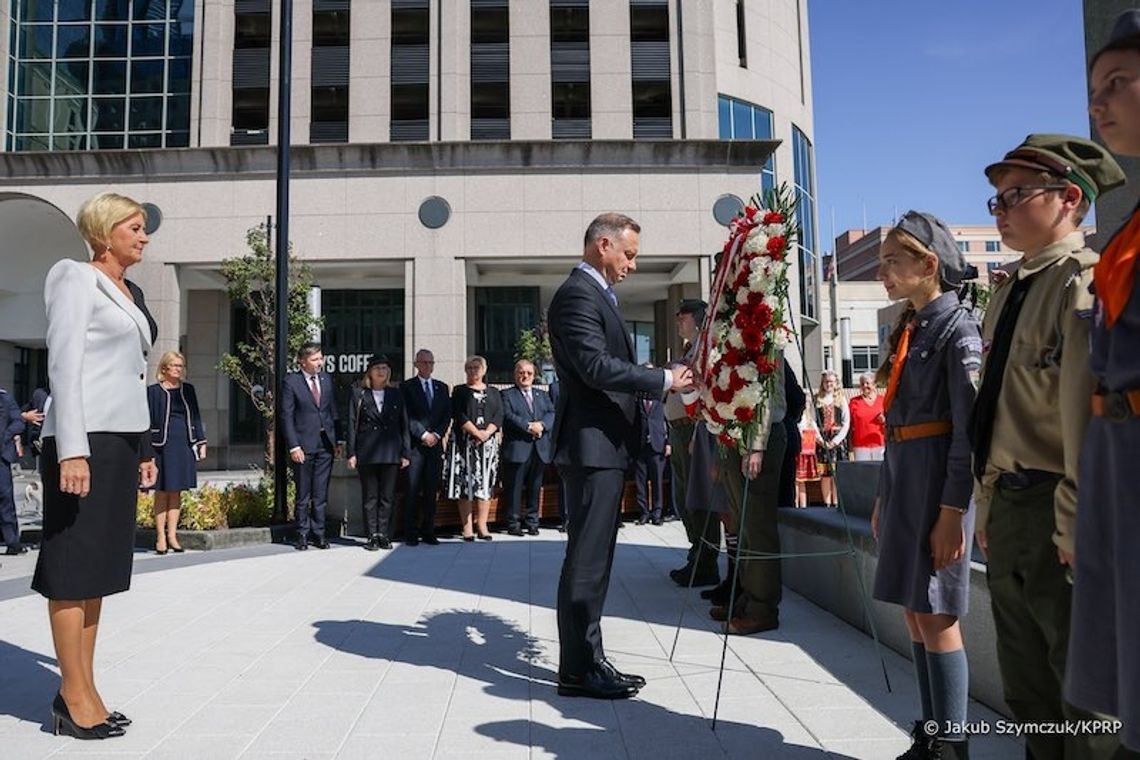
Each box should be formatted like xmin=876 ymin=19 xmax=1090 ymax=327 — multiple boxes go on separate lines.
xmin=216 ymin=225 xmax=323 ymax=495
xmin=514 ymin=318 xmax=553 ymax=378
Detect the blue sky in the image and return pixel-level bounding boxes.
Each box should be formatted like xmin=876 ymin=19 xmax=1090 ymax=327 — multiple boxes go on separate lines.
xmin=807 ymin=0 xmax=1092 ymax=248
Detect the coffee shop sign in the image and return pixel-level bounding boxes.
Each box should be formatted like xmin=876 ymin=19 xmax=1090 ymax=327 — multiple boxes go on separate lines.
xmin=323 ymin=353 xmax=375 ymax=375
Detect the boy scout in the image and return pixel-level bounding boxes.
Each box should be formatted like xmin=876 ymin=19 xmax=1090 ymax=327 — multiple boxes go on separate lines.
xmin=970 ymin=134 xmax=1126 ymax=760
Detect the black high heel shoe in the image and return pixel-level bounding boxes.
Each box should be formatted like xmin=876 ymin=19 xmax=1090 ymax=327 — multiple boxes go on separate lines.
xmin=52 ymin=693 xmax=125 ymax=740
xmin=107 ymin=710 xmax=131 ymax=727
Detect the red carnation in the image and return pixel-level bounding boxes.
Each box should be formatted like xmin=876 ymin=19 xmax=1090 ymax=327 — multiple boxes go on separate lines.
xmin=733 ymin=312 xmax=750 ymax=330
xmin=741 ymin=326 xmax=764 ymax=350
xmin=756 ymin=355 xmax=776 ymax=375
xmin=719 ymin=432 xmax=735 ymax=447
xmin=734 ymin=406 xmax=756 ymax=423
xmin=728 ymin=372 xmax=746 ymax=392
xmin=711 ymin=385 xmax=733 ymax=404
xmin=766 ymin=235 xmax=786 ymax=255
xmin=763 ymin=211 xmax=785 ymax=225
xmin=723 ymin=348 xmax=743 ymax=367
xmin=754 ymin=302 xmax=773 ymax=330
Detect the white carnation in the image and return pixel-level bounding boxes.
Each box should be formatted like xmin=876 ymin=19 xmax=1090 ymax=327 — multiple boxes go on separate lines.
xmin=772 ymin=329 xmax=789 ymax=349
xmin=743 ymin=227 xmax=769 ymax=253
xmin=727 ymin=328 xmax=744 ymax=349
xmin=737 ymin=362 xmax=759 ymax=383
xmin=716 ymin=403 xmax=735 ymax=420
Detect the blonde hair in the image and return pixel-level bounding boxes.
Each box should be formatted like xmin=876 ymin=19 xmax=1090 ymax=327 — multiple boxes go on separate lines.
xmin=875 ymin=226 xmax=939 ymax=385
xmin=464 ymin=355 xmax=488 ymax=373
xmin=157 ymin=351 xmax=186 ymax=381
xmin=77 ymin=192 xmax=146 ymax=253
xmin=816 ymin=370 xmax=841 ymax=403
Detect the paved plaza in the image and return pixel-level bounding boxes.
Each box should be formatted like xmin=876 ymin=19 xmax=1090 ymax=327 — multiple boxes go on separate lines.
xmin=0 ymin=522 xmax=1020 ymax=759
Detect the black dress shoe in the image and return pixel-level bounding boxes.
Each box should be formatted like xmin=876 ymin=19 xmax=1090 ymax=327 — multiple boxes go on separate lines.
xmin=651 ymin=517 xmax=664 ymax=526
xmin=558 ymin=521 xmax=568 ymax=533
xmin=405 ymin=536 xmax=420 ymax=547
xmin=315 ymin=538 xmax=330 ymax=549
xmin=106 ymin=711 xmax=131 ymax=727
xmin=507 ymin=526 xmax=525 ymax=537
xmin=636 ymin=516 xmax=648 ymax=526
xmin=294 ymin=537 xmax=308 ymax=551
xmin=421 ymin=534 xmax=440 ymax=546
xmin=51 ymin=693 xmax=125 ymax=740
xmin=526 ymin=526 xmax=540 ymax=536
xmin=478 ymin=532 xmax=493 ymax=541
xmin=377 ymin=535 xmax=393 ymax=550
xmin=672 ymin=569 xmax=720 ymax=588
xmin=5 ymin=544 xmax=28 ymax=555
xmin=702 ymin=580 xmax=732 ymax=605
xmin=557 ymin=666 xmax=639 ymax=699
xmin=364 ymin=536 xmax=380 ymax=552
xmin=598 ymin=658 xmax=646 ymax=688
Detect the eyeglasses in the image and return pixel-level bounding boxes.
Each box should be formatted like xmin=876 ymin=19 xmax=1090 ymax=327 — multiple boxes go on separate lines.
xmin=986 ymin=184 xmax=1068 ymax=215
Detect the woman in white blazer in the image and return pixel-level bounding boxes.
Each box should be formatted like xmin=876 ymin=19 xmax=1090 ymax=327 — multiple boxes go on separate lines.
xmin=33 ymin=192 xmax=158 ymax=740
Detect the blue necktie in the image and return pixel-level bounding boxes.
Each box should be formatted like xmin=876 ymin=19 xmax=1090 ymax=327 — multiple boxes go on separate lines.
xmin=605 ymin=286 xmax=617 ymax=307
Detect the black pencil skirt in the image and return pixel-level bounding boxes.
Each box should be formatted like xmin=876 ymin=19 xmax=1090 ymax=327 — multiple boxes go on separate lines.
xmin=32 ymin=433 xmax=143 ymax=600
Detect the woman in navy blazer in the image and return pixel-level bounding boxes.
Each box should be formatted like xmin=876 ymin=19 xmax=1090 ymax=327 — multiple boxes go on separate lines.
xmin=35 ymin=192 xmax=158 ymax=739
xmin=147 ymin=351 xmax=206 ymax=554
xmin=347 ymin=356 xmax=411 ymax=550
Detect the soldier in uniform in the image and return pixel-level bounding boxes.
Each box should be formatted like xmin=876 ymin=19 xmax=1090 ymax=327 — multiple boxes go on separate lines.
xmin=970 ymin=135 xmax=1127 ymax=760
xmin=871 ymin=211 xmax=980 ymax=760
xmin=1069 ymin=12 xmax=1140 ymax=753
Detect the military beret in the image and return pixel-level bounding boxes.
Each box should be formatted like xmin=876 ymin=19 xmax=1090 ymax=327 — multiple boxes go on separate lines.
xmin=984 ymin=134 xmax=1125 ymax=203
xmin=895 ymin=211 xmax=969 ymax=289
xmin=1092 ymin=9 xmax=1140 ymax=68
xmin=676 ymin=299 xmax=708 ymax=315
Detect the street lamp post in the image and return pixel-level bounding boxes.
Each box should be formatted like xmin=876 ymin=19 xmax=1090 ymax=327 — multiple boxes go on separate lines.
xmin=273 ymin=0 xmax=294 ymax=522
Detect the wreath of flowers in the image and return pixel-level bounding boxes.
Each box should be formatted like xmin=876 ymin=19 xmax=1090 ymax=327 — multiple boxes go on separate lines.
xmin=692 ymin=187 xmax=797 ymax=454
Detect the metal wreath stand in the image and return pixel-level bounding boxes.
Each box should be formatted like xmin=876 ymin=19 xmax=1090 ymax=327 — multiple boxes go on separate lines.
xmin=667 ymin=288 xmax=893 ymax=732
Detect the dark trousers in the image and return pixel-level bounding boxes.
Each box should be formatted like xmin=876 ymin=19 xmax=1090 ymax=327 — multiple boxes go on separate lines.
xmin=502 ymin=450 xmax=544 ymax=530
xmin=405 ymin=444 xmax=443 ymax=538
xmin=292 ymin=446 xmax=333 ymax=540
xmin=719 ymin=424 xmax=787 ymax=621
xmin=670 ymin=420 xmax=716 ymax=574
xmin=987 ymin=479 xmax=1127 ymax=760
xmin=359 ymin=462 xmax=398 ymax=539
xmin=634 ymin=449 xmax=666 ymax=520
xmin=556 ymin=465 xmax=625 ymax=676
xmin=0 ymin=460 xmax=18 ymax=547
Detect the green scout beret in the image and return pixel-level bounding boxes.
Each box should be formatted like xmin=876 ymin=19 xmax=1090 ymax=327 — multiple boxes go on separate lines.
xmin=984 ymin=134 xmax=1125 ymax=203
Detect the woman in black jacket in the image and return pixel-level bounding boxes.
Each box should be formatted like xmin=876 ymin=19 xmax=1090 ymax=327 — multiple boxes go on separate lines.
xmin=347 ymin=355 xmax=411 ymax=550
xmin=147 ymin=351 xmax=206 ymax=554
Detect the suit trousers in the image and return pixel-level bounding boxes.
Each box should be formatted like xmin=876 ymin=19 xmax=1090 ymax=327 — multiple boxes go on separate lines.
xmin=293 ymin=446 xmax=333 ymax=540
xmin=987 ymin=479 xmax=1126 ymax=760
xmin=556 ymin=465 xmax=625 ymax=676
xmin=405 ymin=444 xmax=443 ymax=538
xmin=634 ymin=449 xmax=666 ymax=520
xmin=358 ymin=463 xmax=399 ymax=539
xmin=502 ymin=450 xmax=544 ymax=529
xmin=719 ymin=424 xmax=786 ymax=621
xmin=0 ymin=461 xmax=18 ymax=547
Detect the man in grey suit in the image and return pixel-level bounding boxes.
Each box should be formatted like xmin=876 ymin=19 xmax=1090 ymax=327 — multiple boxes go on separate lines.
xmin=500 ymin=359 xmax=556 ymax=536
xmin=281 ymin=342 xmax=342 ymax=550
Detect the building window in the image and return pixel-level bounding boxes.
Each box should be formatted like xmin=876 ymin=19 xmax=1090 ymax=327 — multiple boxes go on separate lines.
xmin=8 ymin=0 xmax=195 ymax=151
xmin=390 ymin=0 xmax=429 ymax=141
xmin=956 ymin=240 xmax=969 ymax=253
xmin=629 ymin=0 xmax=672 ymax=138
xmin=310 ymin=1 xmax=350 ymax=144
xmin=229 ymin=303 xmax=265 ymax=444
xmin=321 ymin=289 xmax=406 ymax=422
xmin=792 ymin=125 xmax=818 ymax=321
xmin=626 ymin=321 xmax=656 ymax=365
xmin=716 ymin=94 xmax=775 ymax=196
xmin=985 ymin=240 xmax=1001 ymax=252
xmin=735 ymin=0 xmax=747 ymax=68
xmin=550 ymin=0 xmax=590 ymax=139
xmin=231 ymin=0 xmax=270 ymax=145
xmin=852 ymin=346 xmax=879 ymax=374
xmin=474 ymin=287 xmax=540 ymax=383
xmin=823 ymin=345 xmax=833 ymax=370
xmin=471 ymin=0 xmax=510 ymax=140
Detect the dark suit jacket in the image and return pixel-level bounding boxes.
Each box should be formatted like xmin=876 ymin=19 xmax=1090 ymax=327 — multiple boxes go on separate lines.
xmin=0 ymin=390 xmax=22 ymax=464
xmin=347 ymin=386 xmax=411 ymax=465
xmin=22 ymin=387 xmax=48 ymax=446
xmin=401 ymin=376 xmax=452 ymax=448
xmin=783 ymin=362 xmax=806 ymax=457
xmin=281 ymin=371 xmax=340 ymax=453
xmin=548 ymin=267 xmax=665 ymax=469
xmin=638 ymin=398 xmax=668 ymax=455
xmin=501 ymin=385 xmax=556 ymax=464
xmin=147 ymin=382 xmax=207 ymax=449
xmin=450 ymin=385 xmax=504 ymax=439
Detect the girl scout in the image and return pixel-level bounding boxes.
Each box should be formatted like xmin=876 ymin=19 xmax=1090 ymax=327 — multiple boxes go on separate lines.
xmin=871 ymin=211 xmax=981 ymax=760
xmin=1068 ymin=11 xmax=1140 ymax=752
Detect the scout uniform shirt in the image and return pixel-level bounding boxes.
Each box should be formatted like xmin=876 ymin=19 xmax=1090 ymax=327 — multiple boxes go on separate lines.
xmin=973 ymin=231 xmax=1097 ymax=556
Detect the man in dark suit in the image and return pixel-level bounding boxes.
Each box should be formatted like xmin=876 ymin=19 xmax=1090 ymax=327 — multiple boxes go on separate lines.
xmin=548 ymin=213 xmax=693 ymax=700
xmin=281 ymin=342 xmax=342 ymax=550
xmin=779 ymin=362 xmax=806 ymax=509
xmin=501 ymin=359 xmax=556 ymax=536
xmin=0 ymin=388 xmax=28 ymax=555
xmin=20 ymin=385 xmax=48 ymax=470
xmin=400 ymin=348 xmax=451 ymax=546
xmin=633 ymin=372 xmax=670 ymax=526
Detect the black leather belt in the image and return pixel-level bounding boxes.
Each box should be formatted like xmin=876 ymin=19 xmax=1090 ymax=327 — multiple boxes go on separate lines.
xmin=996 ymin=469 xmax=1062 ymax=491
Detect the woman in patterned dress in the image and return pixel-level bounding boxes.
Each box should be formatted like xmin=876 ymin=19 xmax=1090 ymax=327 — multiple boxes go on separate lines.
xmin=445 ymin=356 xmax=503 ymax=541
xmin=815 ymin=370 xmax=849 ymax=508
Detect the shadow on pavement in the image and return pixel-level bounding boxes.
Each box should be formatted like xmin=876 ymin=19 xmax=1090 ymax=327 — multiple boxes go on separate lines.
xmin=0 ymin=639 xmax=58 ymax=731
xmin=313 ymin=610 xmax=856 ymax=759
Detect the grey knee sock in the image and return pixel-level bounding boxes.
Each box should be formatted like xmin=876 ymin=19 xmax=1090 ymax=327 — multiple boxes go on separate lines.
xmin=926 ymin=648 xmax=969 ymax=740
xmin=911 ymin=641 xmax=934 ymax=722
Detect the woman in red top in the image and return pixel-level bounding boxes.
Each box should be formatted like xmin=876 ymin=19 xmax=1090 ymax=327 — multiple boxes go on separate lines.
xmin=849 ymin=373 xmax=886 ymax=461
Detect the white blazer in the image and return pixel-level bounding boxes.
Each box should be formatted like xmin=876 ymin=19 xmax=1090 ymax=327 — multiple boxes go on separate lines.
xmin=41 ymin=259 xmax=152 ymax=461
